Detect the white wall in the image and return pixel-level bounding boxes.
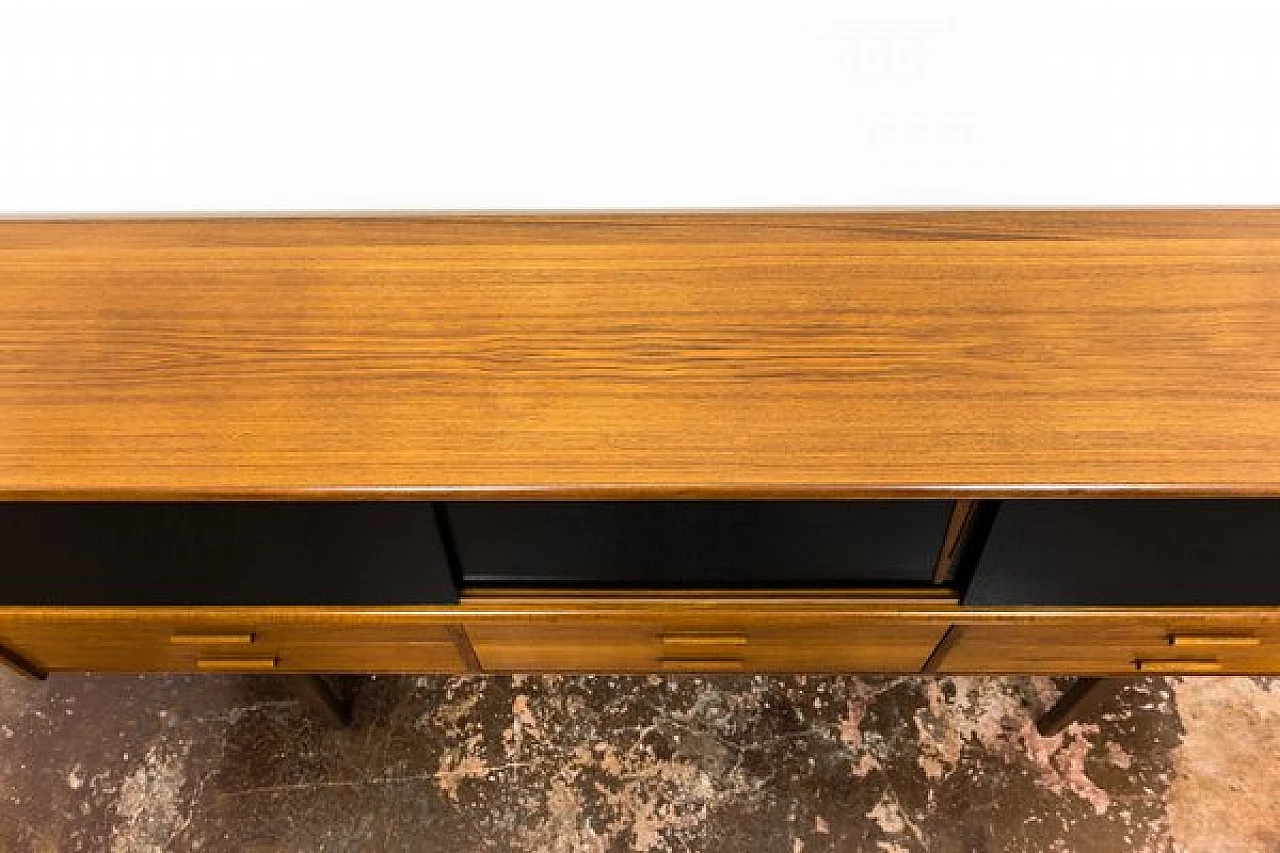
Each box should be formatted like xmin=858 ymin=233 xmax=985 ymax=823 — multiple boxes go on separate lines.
xmin=2 ymin=1 xmax=1278 ymax=212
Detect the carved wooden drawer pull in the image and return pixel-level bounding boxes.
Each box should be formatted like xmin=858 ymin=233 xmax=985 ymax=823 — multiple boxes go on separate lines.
xmin=171 ymin=631 xmax=256 ymax=646
xmin=1167 ymin=634 xmax=1260 ymax=648
xmin=659 ymin=634 xmax=748 ymax=671
xmin=660 ymin=634 xmax=748 ymax=649
xmin=196 ymin=657 xmax=277 ymax=672
xmin=1134 ymin=659 xmax=1222 ymax=673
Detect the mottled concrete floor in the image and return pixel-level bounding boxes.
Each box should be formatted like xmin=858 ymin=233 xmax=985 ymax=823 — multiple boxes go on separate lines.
xmin=0 ymin=671 xmax=1276 ymax=852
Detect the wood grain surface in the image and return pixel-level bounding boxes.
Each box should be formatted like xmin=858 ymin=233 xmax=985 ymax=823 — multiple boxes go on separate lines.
xmin=3 ymin=210 xmax=1280 ymax=499
xmin=5 ymin=596 xmax=1280 ymax=676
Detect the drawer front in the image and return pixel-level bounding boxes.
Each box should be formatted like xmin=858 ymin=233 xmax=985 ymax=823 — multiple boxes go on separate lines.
xmin=173 ymin=623 xmax=460 ymax=647
xmin=0 ymin=621 xmax=470 ymax=674
xmin=938 ymin=624 xmax=1280 ymax=675
xmin=743 ymin=624 xmax=951 ymax=672
xmin=212 ymin=643 xmax=468 ymax=674
xmin=467 ymin=622 xmax=948 ymax=673
xmin=0 ymin=625 xmax=187 ymax=672
xmin=447 ymin=501 xmax=953 ymax=588
xmin=469 ymin=626 xmax=660 ymax=672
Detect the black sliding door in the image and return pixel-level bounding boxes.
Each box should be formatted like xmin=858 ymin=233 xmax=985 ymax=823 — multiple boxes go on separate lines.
xmin=0 ymin=502 xmax=456 ymax=605
xmin=445 ymin=501 xmax=953 ymax=589
xmin=964 ymin=500 xmax=1280 ymax=606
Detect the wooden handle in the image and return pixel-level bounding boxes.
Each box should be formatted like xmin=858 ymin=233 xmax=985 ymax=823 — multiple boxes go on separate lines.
xmin=1168 ymin=634 xmax=1261 ymax=648
xmin=660 ymin=634 xmax=748 ymax=648
xmin=171 ymin=631 xmax=255 ymax=646
xmin=659 ymin=659 xmax=745 ymax=673
xmin=196 ymin=657 xmax=277 ymax=672
xmin=1134 ymin=659 xmax=1222 ymax=673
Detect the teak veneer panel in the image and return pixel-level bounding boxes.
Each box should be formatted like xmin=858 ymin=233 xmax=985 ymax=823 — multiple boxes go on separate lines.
xmin=0 ymin=617 xmax=469 ymax=674
xmin=5 ymin=598 xmax=1280 ymax=675
xmin=935 ymin=623 xmax=1280 ymax=675
xmin=467 ymin=622 xmax=950 ymax=673
xmin=4 ymin=210 xmax=1280 ymax=499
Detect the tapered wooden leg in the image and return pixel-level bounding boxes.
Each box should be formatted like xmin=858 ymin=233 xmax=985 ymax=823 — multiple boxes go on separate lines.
xmin=289 ymin=675 xmax=354 ymax=727
xmin=0 ymin=644 xmax=47 ymax=680
xmin=1036 ymin=677 xmax=1122 ymax=736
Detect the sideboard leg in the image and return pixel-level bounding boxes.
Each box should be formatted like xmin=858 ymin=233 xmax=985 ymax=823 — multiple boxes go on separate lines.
xmin=0 ymin=644 xmax=47 ymax=680
xmin=289 ymin=675 xmax=354 ymax=727
xmin=1036 ymin=677 xmax=1120 ymax=737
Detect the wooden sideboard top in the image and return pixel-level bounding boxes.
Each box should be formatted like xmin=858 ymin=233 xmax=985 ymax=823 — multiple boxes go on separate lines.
xmin=2 ymin=210 xmax=1279 ymax=499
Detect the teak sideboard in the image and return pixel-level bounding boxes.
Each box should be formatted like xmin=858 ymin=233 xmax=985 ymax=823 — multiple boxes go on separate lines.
xmin=2 ymin=211 xmax=1279 ymax=727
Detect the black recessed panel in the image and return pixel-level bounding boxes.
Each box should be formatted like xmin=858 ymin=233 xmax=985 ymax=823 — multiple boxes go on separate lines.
xmin=445 ymin=501 xmax=952 ymax=588
xmin=0 ymin=502 xmax=456 ymax=605
xmin=963 ymin=500 xmax=1280 ymax=606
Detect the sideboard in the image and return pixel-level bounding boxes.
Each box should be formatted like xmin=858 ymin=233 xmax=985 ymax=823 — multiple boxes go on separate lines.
xmin=2 ymin=211 xmax=1278 ymax=727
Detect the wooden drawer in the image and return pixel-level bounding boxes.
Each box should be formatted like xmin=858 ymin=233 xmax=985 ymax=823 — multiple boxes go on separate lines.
xmin=195 ymin=643 xmax=468 ymax=674
xmin=0 ymin=620 xmax=469 ymax=674
xmin=744 ymin=624 xmax=949 ymax=672
xmin=937 ymin=623 xmax=1280 ymax=675
xmin=170 ymin=623 xmax=459 ymax=647
xmin=466 ymin=621 xmax=948 ymax=673
xmin=0 ymin=624 xmax=188 ymax=673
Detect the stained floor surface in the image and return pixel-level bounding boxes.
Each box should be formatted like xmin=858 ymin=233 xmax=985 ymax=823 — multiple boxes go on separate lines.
xmin=0 ymin=671 xmax=1277 ymax=852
